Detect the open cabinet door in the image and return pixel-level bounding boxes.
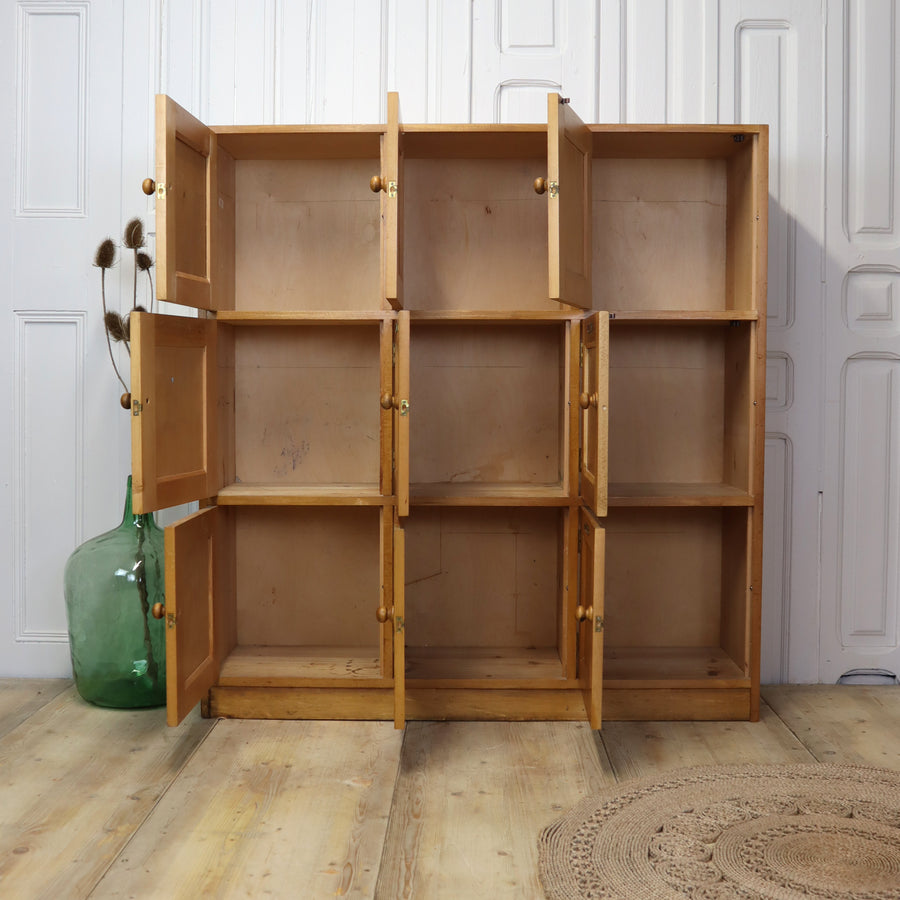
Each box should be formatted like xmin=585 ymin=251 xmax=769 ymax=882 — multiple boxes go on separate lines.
xmin=548 ymin=94 xmax=592 ymax=309
xmin=578 ymin=507 xmax=605 ymax=729
xmin=393 ymin=311 xmax=410 ymax=516
xmin=131 ymin=312 xmax=220 ymax=514
xmin=155 ymin=94 xmax=218 ymax=310
xmin=392 ymin=522 xmax=406 ymax=728
xmin=163 ymin=506 xmax=222 ymax=726
xmin=579 ymin=312 xmax=609 ymax=517
xmin=382 ymin=92 xmax=402 ymax=309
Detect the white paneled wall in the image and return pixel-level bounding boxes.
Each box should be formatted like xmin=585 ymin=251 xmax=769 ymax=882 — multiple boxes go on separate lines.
xmin=2 ymin=0 xmax=899 ymax=685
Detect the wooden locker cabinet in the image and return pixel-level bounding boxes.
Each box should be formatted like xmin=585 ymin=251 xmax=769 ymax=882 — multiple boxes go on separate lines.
xmin=134 ymin=93 xmax=766 ymax=729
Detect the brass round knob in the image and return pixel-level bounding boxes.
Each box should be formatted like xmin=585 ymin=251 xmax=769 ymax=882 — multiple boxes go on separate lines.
xmin=533 ymin=177 xmax=547 ymax=195
xmin=380 ymin=391 xmax=394 ymax=410
xmin=376 ymin=606 xmax=393 ymax=624
xmin=142 ymin=178 xmax=156 ymax=196
xmin=370 ymin=175 xmax=385 ymax=193
xmin=152 ymin=602 xmax=166 ymax=620
xmin=579 ymin=392 xmax=599 ymax=410
xmin=120 ymin=392 xmax=132 ymax=410
xmin=575 ymin=605 xmax=593 ymax=622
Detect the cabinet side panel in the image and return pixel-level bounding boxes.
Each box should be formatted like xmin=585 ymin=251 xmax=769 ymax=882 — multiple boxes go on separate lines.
xmin=723 ymin=324 xmax=752 ymax=491
xmin=726 ymin=142 xmax=756 ymax=311
xmin=215 ymin=148 xmax=236 ymax=311
xmin=720 ymin=508 xmax=751 ymax=674
xmin=216 ymin=324 xmax=235 ymax=489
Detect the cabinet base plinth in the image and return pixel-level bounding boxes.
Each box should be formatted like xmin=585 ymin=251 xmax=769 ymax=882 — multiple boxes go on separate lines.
xmin=206 ymin=685 xmax=754 ymax=723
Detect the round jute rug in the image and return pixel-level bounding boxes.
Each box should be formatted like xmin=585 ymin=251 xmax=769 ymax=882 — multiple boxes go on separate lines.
xmin=538 ymin=764 xmax=900 ymax=899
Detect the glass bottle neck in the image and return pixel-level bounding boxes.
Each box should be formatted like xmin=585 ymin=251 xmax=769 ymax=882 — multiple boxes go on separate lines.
xmin=121 ymin=476 xmax=154 ymax=529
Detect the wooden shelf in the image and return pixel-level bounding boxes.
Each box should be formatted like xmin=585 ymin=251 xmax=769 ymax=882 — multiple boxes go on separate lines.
xmin=219 ymin=646 xmax=385 ymax=686
xmin=217 ymin=483 xmax=389 ymax=506
xmin=410 ymin=483 xmax=570 ymax=506
xmin=608 ymin=482 xmax=754 ymax=507
xmin=609 ymin=310 xmax=758 ymax=323
xmin=405 ymin=646 xmax=567 ymax=687
xmin=216 ymin=310 xmax=392 ymax=325
xmin=409 ymin=310 xmax=578 ymax=324
xmin=604 ymin=647 xmax=750 ymax=689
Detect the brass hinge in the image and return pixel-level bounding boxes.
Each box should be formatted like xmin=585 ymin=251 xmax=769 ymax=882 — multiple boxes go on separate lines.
xmin=548 ymin=181 xmax=560 ymax=199
xmin=132 ymin=399 xmax=142 ymax=417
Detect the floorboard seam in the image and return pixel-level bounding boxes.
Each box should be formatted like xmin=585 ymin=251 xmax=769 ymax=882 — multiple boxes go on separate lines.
xmin=372 ymin=719 xmax=411 ymax=899
xmin=83 ymin=716 xmax=223 ymax=899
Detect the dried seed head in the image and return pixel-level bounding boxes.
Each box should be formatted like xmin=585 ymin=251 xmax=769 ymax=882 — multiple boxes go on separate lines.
xmin=123 ymin=217 xmax=145 ymax=249
xmin=94 ymin=238 xmax=116 ymax=269
xmin=136 ymin=251 xmax=154 ymax=271
xmin=104 ymin=311 xmax=128 ymax=342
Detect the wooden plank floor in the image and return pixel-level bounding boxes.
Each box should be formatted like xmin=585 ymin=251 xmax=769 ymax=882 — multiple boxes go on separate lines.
xmin=0 ymin=682 xmax=898 ymax=899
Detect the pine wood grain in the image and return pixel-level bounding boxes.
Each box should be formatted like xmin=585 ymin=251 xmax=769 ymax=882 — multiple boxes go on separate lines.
xmin=375 ymin=721 xmax=613 ymax=899
xmin=761 ymin=684 xmax=900 ymax=769
xmin=0 ymin=678 xmax=70 ymax=740
xmin=0 ymin=687 xmax=213 ymax=899
xmin=599 ymin=702 xmax=815 ymax=782
xmin=92 ymin=719 xmax=402 ymax=899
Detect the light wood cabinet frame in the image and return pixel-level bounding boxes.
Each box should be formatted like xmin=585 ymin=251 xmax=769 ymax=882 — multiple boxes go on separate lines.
xmin=135 ymin=93 xmax=766 ymax=729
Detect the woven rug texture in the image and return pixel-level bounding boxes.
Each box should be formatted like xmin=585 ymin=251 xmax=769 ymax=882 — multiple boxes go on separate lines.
xmin=539 ymin=763 xmax=900 ymax=899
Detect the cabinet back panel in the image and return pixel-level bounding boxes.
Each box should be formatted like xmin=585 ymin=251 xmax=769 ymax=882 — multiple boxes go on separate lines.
xmin=232 ymin=326 xmax=381 ymax=485
xmin=404 ymin=508 xmax=561 ymax=649
xmin=593 ymin=159 xmax=727 ymax=311
xmin=233 ymin=507 xmax=381 ymax=648
xmin=409 ymin=324 xmax=564 ymax=485
xmin=604 ymin=508 xmax=723 ymax=648
xmin=608 ymin=325 xmax=726 ymax=484
xmin=234 ymin=159 xmax=380 ymax=311
xmin=403 ymin=158 xmax=553 ymax=310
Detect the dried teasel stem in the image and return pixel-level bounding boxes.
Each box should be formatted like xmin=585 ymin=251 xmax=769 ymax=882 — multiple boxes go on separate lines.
xmin=99 ymin=267 xmax=129 ymax=393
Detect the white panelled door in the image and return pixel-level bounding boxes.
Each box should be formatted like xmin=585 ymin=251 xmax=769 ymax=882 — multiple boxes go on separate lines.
xmin=719 ymin=1 xmax=826 ymax=683
xmin=820 ymin=0 xmax=900 ymax=683
xmin=0 ymin=1 xmax=131 ymax=676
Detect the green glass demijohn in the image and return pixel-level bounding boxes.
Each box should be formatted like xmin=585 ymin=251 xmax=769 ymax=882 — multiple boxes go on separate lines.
xmin=64 ymin=476 xmax=166 ymax=707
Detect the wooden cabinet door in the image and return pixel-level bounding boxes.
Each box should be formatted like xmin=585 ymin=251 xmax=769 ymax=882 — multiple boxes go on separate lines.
xmin=155 ymin=94 xmax=218 ymax=311
xmin=382 ymin=92 xmax=402 ymax=309
xmin=579 ymin=312 xmax=609 ymax=517
xmin=393 ymin=311 xmax=410 ymax=516
xmin=578 ymin=507 xmax=605 ymax=729
xmin=163 ymin=506 xmax=223 ymax=727
xmin=392 ymin=522 xmax=406 ymax=728
xmin=548 ymin=94 xmax=592 ymax=309
xmin=130 ymin=312 xmax=220 ymax=514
